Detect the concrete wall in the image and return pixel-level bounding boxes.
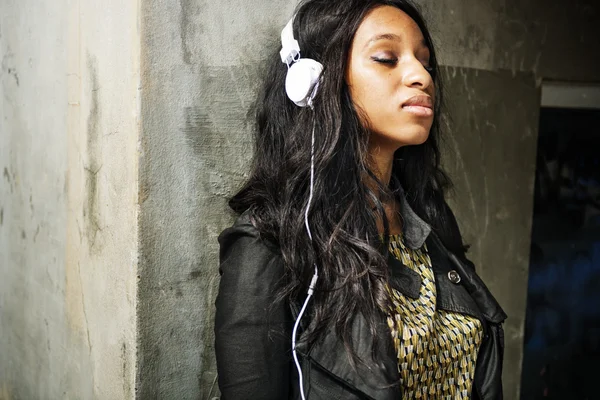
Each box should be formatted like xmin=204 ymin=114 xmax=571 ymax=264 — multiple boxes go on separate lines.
xmin=138 ymin=0 xmax=600 ymax=399
xmin=136 ymin=1 xmax=296 ymax=397
xmin=422 ymin=0 xmax=600 ymax=81
xmin=0 ymin=0 xmax=140 ymax=398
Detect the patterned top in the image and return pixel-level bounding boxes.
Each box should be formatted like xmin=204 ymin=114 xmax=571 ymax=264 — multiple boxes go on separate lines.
xmin=384 ymin=233 xmax=483 ymax=399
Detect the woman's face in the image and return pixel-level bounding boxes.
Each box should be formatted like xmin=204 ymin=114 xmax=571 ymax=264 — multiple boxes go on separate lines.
xmin=346 ymin=5 xmax=435 ymax=153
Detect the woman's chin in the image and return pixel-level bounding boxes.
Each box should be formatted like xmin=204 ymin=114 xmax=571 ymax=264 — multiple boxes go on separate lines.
xmin=369 ymin=126 xmax=432 ymax=150
xmin=395 ymin=128 xmax=431 ymax=147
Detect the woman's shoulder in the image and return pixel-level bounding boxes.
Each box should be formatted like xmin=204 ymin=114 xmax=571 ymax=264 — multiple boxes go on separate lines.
xmin=218 ymin=209 xmax=255 ymax=239
xmin=218 ymin=209 xmax=282 ymax=257
xmin=216 ymin=209 xmax=286 ymax=306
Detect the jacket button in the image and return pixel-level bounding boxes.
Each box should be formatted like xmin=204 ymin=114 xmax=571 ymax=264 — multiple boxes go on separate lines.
xmin=448 ymin=270 xmax=461 ymax=284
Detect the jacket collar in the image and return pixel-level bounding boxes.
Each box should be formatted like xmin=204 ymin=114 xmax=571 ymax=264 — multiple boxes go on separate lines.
xmin=394 ymin=184 xmax=431 ymax=250
xmin=392 ymin=182 xmax=506 ymax=324
xmin=386 ymin=182 xmax=429 ymax=300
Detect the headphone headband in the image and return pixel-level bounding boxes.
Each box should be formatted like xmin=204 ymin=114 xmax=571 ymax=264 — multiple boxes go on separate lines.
xmin=280 ymin=18 xmax=300 ymax=65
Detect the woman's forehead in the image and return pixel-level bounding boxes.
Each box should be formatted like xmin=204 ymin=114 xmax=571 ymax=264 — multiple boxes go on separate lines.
xmin=353 ymin=5 xmax=427 ymax=49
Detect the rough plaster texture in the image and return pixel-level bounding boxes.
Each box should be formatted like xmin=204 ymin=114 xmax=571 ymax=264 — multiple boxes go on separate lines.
xmin=137 ymin=1 xmax=296 ymax=397
xmin=0 ymin=0 xmax=140 ymax=398
xmin=421 ymin=0 xmax=600 ymax=82
xmin=137 ymin=0 xmax=599 ymax=399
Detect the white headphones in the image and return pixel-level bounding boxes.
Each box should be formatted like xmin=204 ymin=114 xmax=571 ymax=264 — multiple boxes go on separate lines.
xmin=280 ymin=17 xmax=324 ymax=107
xmin=280 ymin=15 xmax=321 ymax=400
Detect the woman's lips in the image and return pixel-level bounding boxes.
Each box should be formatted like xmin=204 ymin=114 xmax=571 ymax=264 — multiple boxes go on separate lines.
xmin=402 ymin=105 xmax=434 ymax=117
xmin=401 ymin=94 xmax=434 ymax=117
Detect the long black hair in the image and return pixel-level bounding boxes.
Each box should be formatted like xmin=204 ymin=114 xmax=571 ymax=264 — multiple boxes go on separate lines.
xmin=230 ymin=0 xmax=468 ymax=364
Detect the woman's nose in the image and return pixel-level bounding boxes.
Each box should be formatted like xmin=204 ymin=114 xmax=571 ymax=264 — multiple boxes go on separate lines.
xmin=401 ymin=59 xmax=433 ymax=91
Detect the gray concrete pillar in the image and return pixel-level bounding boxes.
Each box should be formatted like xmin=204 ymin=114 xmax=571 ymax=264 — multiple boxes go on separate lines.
xmin=1 ymin=0 xmax=139 ymax=398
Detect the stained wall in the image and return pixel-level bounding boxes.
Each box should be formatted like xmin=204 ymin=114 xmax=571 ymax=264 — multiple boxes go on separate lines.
xmin=0 ymin=0 xmax=140 ymax=398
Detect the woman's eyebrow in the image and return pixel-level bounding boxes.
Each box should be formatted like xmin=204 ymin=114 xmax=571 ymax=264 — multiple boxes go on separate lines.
xmin=364 ymin=33 xmax=428 ymax=50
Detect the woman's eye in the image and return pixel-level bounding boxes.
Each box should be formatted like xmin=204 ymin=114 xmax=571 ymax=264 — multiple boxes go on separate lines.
xmin=371 ymin=56 xmax=397 ymax=65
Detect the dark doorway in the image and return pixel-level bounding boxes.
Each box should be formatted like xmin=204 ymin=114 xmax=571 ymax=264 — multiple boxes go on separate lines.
xmin=521 ymin=106 xmax=600 ymax=399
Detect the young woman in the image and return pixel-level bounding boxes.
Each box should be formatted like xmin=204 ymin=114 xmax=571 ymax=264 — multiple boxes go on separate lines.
xmin=214 ymin=0 xmax=507 ymax=399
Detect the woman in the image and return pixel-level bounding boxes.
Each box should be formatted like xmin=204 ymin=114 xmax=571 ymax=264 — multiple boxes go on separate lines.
xmin=215 ymin=0 xmax=507 ymax=398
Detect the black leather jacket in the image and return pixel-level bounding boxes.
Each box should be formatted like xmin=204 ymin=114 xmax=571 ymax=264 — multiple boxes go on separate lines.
xmin=215 ymin=208 xmax=507 ymax=399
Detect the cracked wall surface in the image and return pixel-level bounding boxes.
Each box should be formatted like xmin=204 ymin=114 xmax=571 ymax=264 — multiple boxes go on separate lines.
xmin=0 ymin=0 xmax=140 ymax=398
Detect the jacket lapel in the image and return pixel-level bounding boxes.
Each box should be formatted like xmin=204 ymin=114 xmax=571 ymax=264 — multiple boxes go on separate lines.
xmin=298 ymin=246 xmax=432 ymax=398
xmin=387 ymin=250 xmax=421 ymax=299
xmin=426 ymin=236 xmax=485 ymax=321
xmin=427 ymin=234 xmax=507 ymax=324
xmin=300 ymin=312 xmax=400 ymax=400
xmin=387 ymin=235 xmax=488 ymax=323
xmin=297 ymin=233 xmax=506 ymax=399
xmin=295 ymin=252 xmax=413 ymax=399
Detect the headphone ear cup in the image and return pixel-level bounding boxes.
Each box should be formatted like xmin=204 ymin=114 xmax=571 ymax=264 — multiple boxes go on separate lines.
xmin=285 ymin=58 xmax=324 ymax=107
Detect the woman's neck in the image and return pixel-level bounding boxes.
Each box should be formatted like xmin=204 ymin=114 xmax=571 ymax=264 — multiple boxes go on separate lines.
xmin=367 ymin=142 xmax=396 ymax=188
xmin=366 ymin=143 xmax=403 ymax=235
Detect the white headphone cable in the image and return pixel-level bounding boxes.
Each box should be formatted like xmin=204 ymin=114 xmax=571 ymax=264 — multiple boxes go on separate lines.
xmin=292 ymin=108 xmax=318 ymax=400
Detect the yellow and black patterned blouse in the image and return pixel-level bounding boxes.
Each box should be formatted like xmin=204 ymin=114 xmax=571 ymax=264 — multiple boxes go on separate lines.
xmin=384 ymin=232 xmax=483 ymax=399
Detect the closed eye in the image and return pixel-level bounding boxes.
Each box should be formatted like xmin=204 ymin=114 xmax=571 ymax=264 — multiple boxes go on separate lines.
xmin=371 ymin=56 xmax=397 ymax=65
xmin=372 ymin=56 xmax=436 ymax=75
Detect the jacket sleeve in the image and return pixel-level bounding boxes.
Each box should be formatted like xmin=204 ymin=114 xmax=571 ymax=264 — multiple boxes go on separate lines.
xmin=214 ymin=217 xmax=293 ymax=400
